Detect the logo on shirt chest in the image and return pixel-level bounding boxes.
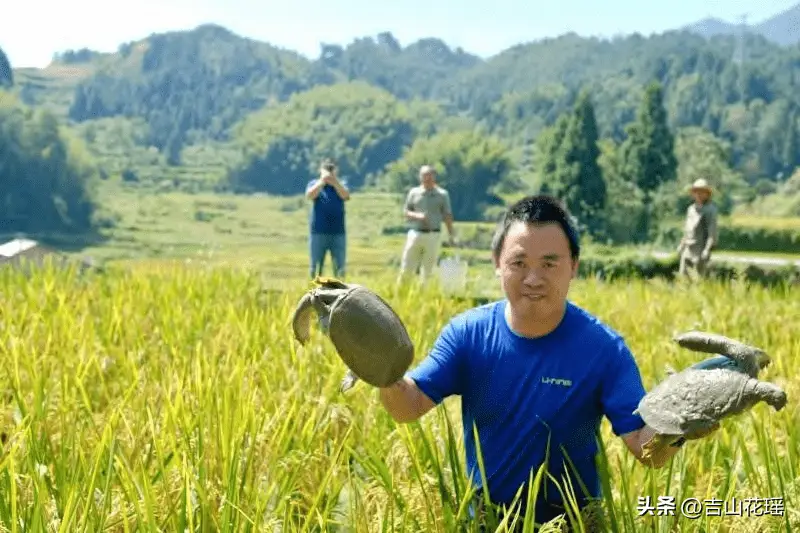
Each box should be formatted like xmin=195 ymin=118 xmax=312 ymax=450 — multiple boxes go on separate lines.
xmin=541 ymin=376 xmax=573 ymax=387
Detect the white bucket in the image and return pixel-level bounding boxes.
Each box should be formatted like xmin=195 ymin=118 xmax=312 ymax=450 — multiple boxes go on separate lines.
xmin=438 ymin=255 xmax=468 ymax=294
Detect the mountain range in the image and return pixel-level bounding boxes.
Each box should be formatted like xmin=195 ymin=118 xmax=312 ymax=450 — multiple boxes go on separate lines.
xmin=683 ymin=2 xmax=800 ymax=46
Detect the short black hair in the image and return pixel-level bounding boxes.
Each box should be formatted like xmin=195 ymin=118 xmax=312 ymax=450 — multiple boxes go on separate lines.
xmin=491 ymin=195 xmax=580 ymax=261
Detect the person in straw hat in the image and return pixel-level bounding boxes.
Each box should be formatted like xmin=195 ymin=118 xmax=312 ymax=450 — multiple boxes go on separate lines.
xmin=677 ymin=178 xmax=718 ymax=279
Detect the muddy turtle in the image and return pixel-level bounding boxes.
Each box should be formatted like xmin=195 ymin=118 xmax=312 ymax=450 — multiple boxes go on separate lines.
xmin=634 ymin=331 xmax=787 ymax=460
xmin=291 ymin=277 xmax=415 ymax=393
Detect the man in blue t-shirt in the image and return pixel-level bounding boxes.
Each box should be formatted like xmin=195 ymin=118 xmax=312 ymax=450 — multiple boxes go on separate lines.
xmin=305 ymin=159 xmax=350 ymax=279
xmin=377 ymin=195 xmax=719 ymax=527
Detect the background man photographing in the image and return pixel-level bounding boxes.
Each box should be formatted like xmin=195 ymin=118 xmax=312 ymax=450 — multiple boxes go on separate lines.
xmin=398 ymin=165 xmax=456 ymax=284
xmin=305 ymin=158 xmax=350 ymax=279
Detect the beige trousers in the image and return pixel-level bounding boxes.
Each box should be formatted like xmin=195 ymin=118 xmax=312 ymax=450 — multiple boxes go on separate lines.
xmin=398 ymin=230 xmax=442 ymax=283
xmin=679 ymin=251 xmax=710 ymax=279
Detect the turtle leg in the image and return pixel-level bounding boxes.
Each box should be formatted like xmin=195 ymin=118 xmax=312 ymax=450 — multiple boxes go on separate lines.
xmin=673 ymin=331 xmax=768 ymax=378
xmin=310 ymin=290 xmax=343 ymax=333
xmin=340 ymin=369 xmax=360 ymax=393
xmin=752 ymin=381 xmax=787 ymax=411
xmin=673 ymin=331 xmax=763 ymax=359
xmin=683 ymin=419 xmax=721 ymax=440
xmin=311 ymin=289 xmax=351 ymax=333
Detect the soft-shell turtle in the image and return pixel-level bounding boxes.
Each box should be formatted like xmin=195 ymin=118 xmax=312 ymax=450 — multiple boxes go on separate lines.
xmin=634 ymin=331 xmax=787 ymax=460
xmin=291 ymin=277 xmax=415 ymax=392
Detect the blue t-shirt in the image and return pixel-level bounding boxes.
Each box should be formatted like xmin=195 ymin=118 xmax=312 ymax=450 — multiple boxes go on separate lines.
xmin=406 ymin=299 xmax=646 ymax=518
xmin=306 ymin=179 xmax=347 ymax=234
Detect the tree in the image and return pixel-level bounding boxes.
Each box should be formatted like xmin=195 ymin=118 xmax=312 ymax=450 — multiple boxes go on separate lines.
xmin=553 ymin=91 xmax=607 ymax=236
xmin=618 ymin=81 xmax=678 ymax=240
xmin=379 ymin=130 xmax=512 ymax=221
xmin=596 ymin=139 xmax=647 ymax=244
xmin=649 ymin=127 xmax=748 ymax=223
xmin=0 ymin=46 xmax=12 ymax=88
xmin=0 ymin=93 xmax=101 ymax=237
xmin=227 ymin=82 xmax=420 ymax=194
xmin=536 ymin=114 xmax=570 ymax=195
xmin=619 ymin=82 xmax=678 ymax=195
xmin=227 ymin=136 xmax=315 ymax=194
xmin=534 ymin=91 xmax=607 ymax=237
xmin=781 ymin=109 xmax=798 ymax=177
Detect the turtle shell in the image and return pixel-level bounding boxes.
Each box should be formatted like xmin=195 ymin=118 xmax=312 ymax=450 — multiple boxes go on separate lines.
xmin=326 ymin=286 xmax=414 ymax=388
xmin=634 ymin=367 xmax=758 ymax=436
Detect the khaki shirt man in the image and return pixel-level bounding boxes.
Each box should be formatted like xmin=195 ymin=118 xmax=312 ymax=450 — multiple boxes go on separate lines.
xmin=398 ymin=165 xmax=455 ymax=284
xmin=678 ymin=178 xmax=718 ymax=279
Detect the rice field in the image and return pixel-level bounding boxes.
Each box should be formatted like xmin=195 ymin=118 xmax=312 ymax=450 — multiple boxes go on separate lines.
xmin=0 ymin=259 xmax=797 ymax=532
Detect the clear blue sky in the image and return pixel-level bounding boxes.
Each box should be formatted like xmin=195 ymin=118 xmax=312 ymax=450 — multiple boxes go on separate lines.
xmin=2 ymin=0 xmax=798 ymax=68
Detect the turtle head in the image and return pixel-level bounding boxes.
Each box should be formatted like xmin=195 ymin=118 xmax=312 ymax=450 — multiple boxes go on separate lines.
xmin=291 ymin=292 xmax=315 ymax=344
xmin=753 ymin=351 xmax=772 ymax=371
xmin=291 ymin=289 xmax=338 ymax=343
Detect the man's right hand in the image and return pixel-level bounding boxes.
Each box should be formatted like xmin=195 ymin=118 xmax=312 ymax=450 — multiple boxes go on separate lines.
xmin=405 ymin=210 xmax=428 ymax=225
xmin=378 ymin=377 xmax=436 ymax=424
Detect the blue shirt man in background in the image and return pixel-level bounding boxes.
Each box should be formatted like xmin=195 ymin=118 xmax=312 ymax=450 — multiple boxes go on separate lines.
xmin=378 ymin=195 xmax=719 ymax=528
xmin=305 ymin=159 xmax=350 ymax=279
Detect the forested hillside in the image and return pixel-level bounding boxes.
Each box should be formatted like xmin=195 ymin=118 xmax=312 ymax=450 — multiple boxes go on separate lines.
xmin=4 ymin=23 xmax=800 ymax=242
xmin=0 ymin=91 xmax=105 ymax=241
xmin=34 ymin=26 xmax=800 ymax=184
xmin=0 ymin=47 xmax=108 ymax=243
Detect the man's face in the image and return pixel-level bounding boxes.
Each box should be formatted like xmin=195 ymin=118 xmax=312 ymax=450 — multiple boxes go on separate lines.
xmin=692 ymin=189 xmax=710 ymax=204
xmin=494 ymin=221 xmax=578 ymax=318
xmin=420 ymin=171 xmax=435 ymax=189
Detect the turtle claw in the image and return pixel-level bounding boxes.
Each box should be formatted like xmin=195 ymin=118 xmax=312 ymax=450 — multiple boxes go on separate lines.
xmin=340 ymin=370 xmax=359 ymax=393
